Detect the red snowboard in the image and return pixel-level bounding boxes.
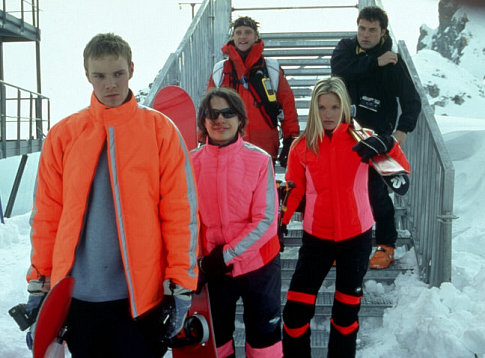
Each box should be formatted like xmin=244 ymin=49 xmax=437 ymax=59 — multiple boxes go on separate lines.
xmin=153 ymin=85 xmax=198 ymax=150
xmin=33 ymin=277 xmax=74 ymax=358
xmin=171 ymin=284 xmax=218 ymax=358
xmin=154 ymin=85 xmax=217 ymax=357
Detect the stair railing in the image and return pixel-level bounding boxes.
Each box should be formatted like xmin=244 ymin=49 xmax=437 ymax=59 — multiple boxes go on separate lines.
xmin=0 ymin=80 xmax=50 ymax=158
xmin=396 ymin=41 xmax=455 ymax=287
xmin=142 ymin=0 xmax=231 ymax=109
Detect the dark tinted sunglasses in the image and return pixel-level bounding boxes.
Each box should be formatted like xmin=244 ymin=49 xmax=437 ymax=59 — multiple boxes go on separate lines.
xmin=205 ymin=108 xmax=237 ymax=120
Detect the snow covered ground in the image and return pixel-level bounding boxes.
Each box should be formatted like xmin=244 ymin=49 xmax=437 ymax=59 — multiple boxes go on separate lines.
xmin=2 ymin=0 xmax=485 ymax=357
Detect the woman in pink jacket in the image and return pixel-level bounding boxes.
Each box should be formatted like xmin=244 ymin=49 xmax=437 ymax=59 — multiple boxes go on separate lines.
xmin=280 ymin=77 xmax=390 ymax=357
xmin=191 ymin=87 xmax=282 ymax=358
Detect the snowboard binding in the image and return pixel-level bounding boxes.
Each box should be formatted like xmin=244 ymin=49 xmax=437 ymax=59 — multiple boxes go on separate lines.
xmin=165 ymin=313 xmax=210 ymax=348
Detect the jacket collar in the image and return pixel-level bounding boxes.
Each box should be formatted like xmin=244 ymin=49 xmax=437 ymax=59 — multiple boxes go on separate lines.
xmin=221 ymin=40 xmax=265 ymax=77
xmin=88 ymin=90 xmax=138 ymax=126
xmin=204 ymin=134 xmax=244 ymax=155
xmin=354 ymin=34 xmax=393 ymax=56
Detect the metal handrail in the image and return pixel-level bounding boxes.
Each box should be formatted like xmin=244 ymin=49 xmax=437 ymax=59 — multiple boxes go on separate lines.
xmin=0 ymin=0 xmax=40 ymax=28
xmin=143 ymin=0 xmax=231 ymax=109
xmin=396 ymin=41 xmax=455 ymax=287
xmin=232 ymin=5 xmax=358 ymax=11
xmin=0 ymin=80 xmax=50 ymax=149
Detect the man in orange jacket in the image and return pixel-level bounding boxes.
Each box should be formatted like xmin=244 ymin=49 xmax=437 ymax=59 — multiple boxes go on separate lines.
xmin=24 ymin=33 xmax=199 ymax=357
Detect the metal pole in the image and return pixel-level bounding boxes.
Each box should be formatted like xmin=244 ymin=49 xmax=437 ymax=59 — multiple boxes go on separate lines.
xmin=0 ymin=195 xmax=4 ymax=224
xmin=5 ymin=154 xmax=28 ymax=218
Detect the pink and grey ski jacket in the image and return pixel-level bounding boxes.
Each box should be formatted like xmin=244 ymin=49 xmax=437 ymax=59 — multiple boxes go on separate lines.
xmin=190 ymin=136 xmax=280 ymax=277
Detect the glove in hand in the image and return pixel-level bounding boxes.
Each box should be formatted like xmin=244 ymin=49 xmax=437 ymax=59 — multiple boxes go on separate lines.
xmin=199 ymin=245 xmax=231 ymax=277
xmin=160 ymin=280 xmax=192 ymax=341
xmin=278 ymin=137 xmax=295 ymax=168
xmin=25 ymin=277 xmax=50 ymax=350
xmin=352 ymin=134 xmax=394 ymax=162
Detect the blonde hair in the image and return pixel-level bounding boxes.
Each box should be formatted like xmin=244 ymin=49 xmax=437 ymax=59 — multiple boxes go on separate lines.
xmin=83 ymin=33 xmax=132 ymax=71
xmin=300 ymin=77 xmax=351 ymax=154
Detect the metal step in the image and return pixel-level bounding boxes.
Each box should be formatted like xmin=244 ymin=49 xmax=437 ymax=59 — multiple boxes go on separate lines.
xmin=261 ymin=31 xmax=355 ymax=41
xmin=281 ymin=253 xmax=415 ymax=285
xmin=264 ymin=48 xmax=334 ymax=57
xmin=288 ymin=78 xmax=325 ymax=87
xmin=235 ymin=290 xmax=393 ymax=318
xmin=277 ymin=58 xmax=331 ymax=67
xmin=263 ymin=38 xmax=341 ymax=49
xmin=284 ymin=67 xmax=331 ymax=76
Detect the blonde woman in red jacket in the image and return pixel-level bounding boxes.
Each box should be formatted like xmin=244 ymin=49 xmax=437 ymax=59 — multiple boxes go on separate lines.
xmin=191 ymin=87 xmax=282 ymax=358
xmin=280 ymin=77 xmax=395 ymax=357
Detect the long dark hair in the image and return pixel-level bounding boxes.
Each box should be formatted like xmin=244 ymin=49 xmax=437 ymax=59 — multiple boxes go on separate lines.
xmin=197 ymin=87 xmax=248 ymax=142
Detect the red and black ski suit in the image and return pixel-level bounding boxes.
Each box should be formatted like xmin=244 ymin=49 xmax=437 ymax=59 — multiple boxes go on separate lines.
xmin=281 ymin=123 xmax=374 ymax=357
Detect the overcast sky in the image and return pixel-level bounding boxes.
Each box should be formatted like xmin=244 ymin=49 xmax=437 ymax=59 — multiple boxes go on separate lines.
xmin=3 ymin=0 xmax=193 ymax=122
xmin=2 ymin=0 xmax=438 ymax=125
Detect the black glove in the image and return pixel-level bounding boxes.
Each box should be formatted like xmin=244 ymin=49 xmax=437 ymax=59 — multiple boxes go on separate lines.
xmin=25 ymin=278 xmax=50 ymax=349
xmin=278 ymin=137 xmax=295 ymax=168
xmin=160 ymin=279 xmax=192 ymax=342
xmin=278 ymin=224 xmax=288 ymax=252
xmin=198 ymin=245 xmax=231 ymax=278
xmin=352 ymin=134 xmax=395 ymax=162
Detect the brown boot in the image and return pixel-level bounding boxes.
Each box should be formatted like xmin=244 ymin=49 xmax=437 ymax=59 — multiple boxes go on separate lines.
xmin=369 ymin=245 xmax=394 ymax=269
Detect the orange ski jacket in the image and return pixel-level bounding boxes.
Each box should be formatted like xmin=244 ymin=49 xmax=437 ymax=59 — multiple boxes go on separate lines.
xmin=207 ymin=40 xmax=300 ymax=158
xmin=27 ymin=92 xmax=199 ymax=317
xmin=282 ymin=123 xmax=374 ymax=241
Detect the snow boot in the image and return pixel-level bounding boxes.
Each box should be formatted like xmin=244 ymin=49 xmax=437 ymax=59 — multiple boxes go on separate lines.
xmin=369 ymin=245 xmax=394 ymax=269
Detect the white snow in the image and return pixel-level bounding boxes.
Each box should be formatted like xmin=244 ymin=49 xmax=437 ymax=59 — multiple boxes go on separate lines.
xmin=1 ymin=0 xmax=485 ymax=357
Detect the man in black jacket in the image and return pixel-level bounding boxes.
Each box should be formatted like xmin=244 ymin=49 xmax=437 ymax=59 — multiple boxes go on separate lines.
xmin=331 ymin=6 xmax=421 ymax=269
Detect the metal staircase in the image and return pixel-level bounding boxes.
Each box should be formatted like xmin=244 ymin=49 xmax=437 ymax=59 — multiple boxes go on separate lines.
xmin=144 ymin=0 xmax=454 ymax=356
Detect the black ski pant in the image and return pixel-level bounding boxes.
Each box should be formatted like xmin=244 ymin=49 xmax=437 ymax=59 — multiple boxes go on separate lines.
xmin=208 ymin=255 xmax=282 ymax=357
xmin=368 ymin=166 xmax=397 ymax=247
xmin=282 ymin=230 xmax=372 ymax=358
xmin=64 ymin=298 xmax=166 ymax=358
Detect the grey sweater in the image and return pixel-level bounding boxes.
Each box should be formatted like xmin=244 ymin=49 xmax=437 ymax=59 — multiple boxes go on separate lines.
xmin=71 ymin=144 xmax=128 ymax=302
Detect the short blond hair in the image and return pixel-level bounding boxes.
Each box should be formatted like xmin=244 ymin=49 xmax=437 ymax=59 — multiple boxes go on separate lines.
xmin=83 ymin=33 xmax=132 ymax=71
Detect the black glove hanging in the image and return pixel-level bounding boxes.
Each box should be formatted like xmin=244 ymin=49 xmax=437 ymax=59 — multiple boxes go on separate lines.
xmin=278 ymin=223 xmax=288 ymax=252
xmin=278 ymin=137 xmax=295 ymax=168
xmin=352 ymin=134 xmax=394 ymax=163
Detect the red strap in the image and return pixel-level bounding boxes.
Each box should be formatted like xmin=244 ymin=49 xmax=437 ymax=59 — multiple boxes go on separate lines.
xmin=287 ymin=290 xmax=316 ymax=305
xmin=335 ymin=290 xmax=361 ymax=305
xmin=283 ymin=323 xmax=310 ymax=338
xmin=330 ymin=318 xmax=359 ymax=335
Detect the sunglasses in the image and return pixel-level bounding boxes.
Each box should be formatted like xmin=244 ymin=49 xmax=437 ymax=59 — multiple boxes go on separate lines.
xmin=205 ymin=108 xmax=237 ymax=120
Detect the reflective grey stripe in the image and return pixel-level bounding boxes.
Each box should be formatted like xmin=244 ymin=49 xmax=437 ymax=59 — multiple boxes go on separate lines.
xmin=224 ymin=143 xmax=276 ymax=262
xmin=108 ymin=127 xmax=137 ymax=316
xmin=140 ymin=104 xmax=198 ymax=277
xmin=175 ymin=129 xmax=198 ymax=278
